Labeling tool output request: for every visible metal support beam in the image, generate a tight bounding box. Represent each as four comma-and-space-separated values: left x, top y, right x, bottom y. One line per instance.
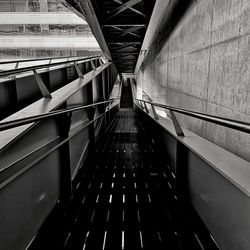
113, 0, 147, 18
108, 41, 141, 45
74, 62, 84, 78
151, 104, 159, 120
99, 58, 103, 65
144, 101, 149, 113
14, 62, 19, 69
77, 0, 112, 61
103, 24, 146, 27
113, 54, 137, 59
90, 60, 96, 70
10, 62, 19, 79
113, 26, 143, 40
33, 70, 52, 98
104, 0, 142, 22
114, 60, 136, 63
112, 52, 138, 55
47, 58, 52, 71
111, 43, 137, 52
139, 100, 143, 109
57, 109, 73, 202
110, 26, 139, 38
169, 110, 184, 137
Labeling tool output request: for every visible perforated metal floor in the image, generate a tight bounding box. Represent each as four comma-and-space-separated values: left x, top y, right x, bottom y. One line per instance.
60, 110, 184, 250
29, 109, 218, 250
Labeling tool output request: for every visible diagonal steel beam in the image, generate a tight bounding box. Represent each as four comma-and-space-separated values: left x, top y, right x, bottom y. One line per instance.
113, 26, 143, 39
112, 48, 139, 53
110, 25, 140, 38
117, 65, 135, 68
113, 54, 137, 59
113, 52, 137, 56
113, 0, 147, 19
110, 43, 137, 52
103, 24, 146, 27
117, 62, 136, 65
104, 0, 142, 22
108, 41, 141, 44
114, 60, 137, 64
112, 52, 138, 54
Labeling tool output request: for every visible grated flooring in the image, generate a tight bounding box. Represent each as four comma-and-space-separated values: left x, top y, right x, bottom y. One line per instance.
63, 110, 185, 250
31, 109, 207, 250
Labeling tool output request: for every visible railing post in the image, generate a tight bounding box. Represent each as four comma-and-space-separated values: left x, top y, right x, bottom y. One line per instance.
47, 58, 52, 71
74, 62, 84, 78
15, 62, 19, 69
33, 69, 52, 98
169, 110, 184, 137
140, 101, 144, 110
57, 110, 73, 203
90, 59, 96, 70
87, 73, 96, 154
151, 104, 159, 120
144, 101, 149, 113
101, 69, 107, 129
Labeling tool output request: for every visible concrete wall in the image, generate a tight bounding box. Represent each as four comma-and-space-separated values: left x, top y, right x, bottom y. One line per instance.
136, 0, 250, 162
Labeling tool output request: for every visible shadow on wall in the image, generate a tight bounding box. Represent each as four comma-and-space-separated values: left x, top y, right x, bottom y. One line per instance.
142, 0, 195, 67
136, 0, 250, 162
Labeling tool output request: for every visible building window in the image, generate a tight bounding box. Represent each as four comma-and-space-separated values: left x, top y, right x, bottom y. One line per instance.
28, 0, 40, 12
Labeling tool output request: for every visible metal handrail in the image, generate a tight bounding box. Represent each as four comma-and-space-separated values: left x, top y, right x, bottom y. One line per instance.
0, 103, 119, 189
0, 55, 93, 65
0, 55, 100, 77
135, 98, 250, 134
0, 98, 119, 132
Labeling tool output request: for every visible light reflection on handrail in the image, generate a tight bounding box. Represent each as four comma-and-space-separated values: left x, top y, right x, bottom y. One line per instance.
135, 98, 250, 134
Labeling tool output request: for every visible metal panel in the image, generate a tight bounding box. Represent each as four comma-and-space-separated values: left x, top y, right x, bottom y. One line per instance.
0, 81, 12, 118
136, 104, 250, 250
0, 118, 58, 171
0, 60, 118, 250
159, 128, 177, 174
49, 67, 68, 91
0, 150, 61, 250
15, 75, 43, 108
69, 128, 89, 178
188, 151, 250, 250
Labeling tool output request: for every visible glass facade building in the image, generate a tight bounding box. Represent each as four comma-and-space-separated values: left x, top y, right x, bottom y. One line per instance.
0, 0, 101, 59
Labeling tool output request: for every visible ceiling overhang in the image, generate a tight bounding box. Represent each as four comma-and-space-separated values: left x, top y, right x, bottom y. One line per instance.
66, 0, 156, 73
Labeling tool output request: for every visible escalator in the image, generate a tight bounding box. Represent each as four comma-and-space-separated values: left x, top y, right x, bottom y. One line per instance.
30, 81, 217, 250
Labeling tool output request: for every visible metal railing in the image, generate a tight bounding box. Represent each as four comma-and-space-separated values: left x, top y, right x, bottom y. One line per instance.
0, 98, 118, 132
0, 55, 101, 77
0, 97, 120, 193
135, 98, 250, 136
0, 55, 89, 65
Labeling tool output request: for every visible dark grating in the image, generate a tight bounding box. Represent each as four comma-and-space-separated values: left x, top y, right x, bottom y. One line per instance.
29, 110, 219, 250
65, 110, 183, 250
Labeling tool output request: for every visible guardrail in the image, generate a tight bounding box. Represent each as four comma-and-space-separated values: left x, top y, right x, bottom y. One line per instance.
0, 98, 118, 132
0, 55, 91, 65
135, 98, 250, 135
0, 55, 101, 77
0, 56, 118, 250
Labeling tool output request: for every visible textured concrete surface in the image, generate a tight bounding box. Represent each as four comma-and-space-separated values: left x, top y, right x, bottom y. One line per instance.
136, 0, 250, 161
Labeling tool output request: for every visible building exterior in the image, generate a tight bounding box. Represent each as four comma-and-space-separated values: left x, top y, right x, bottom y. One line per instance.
0, 0, 101, 59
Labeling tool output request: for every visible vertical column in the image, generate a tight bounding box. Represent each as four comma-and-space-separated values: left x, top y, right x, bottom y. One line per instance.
100, 68, 107, 129
8, 79, 18, 116
107, 66, 111, 124
86, 61, 95, 154
57, 105, 73, 203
